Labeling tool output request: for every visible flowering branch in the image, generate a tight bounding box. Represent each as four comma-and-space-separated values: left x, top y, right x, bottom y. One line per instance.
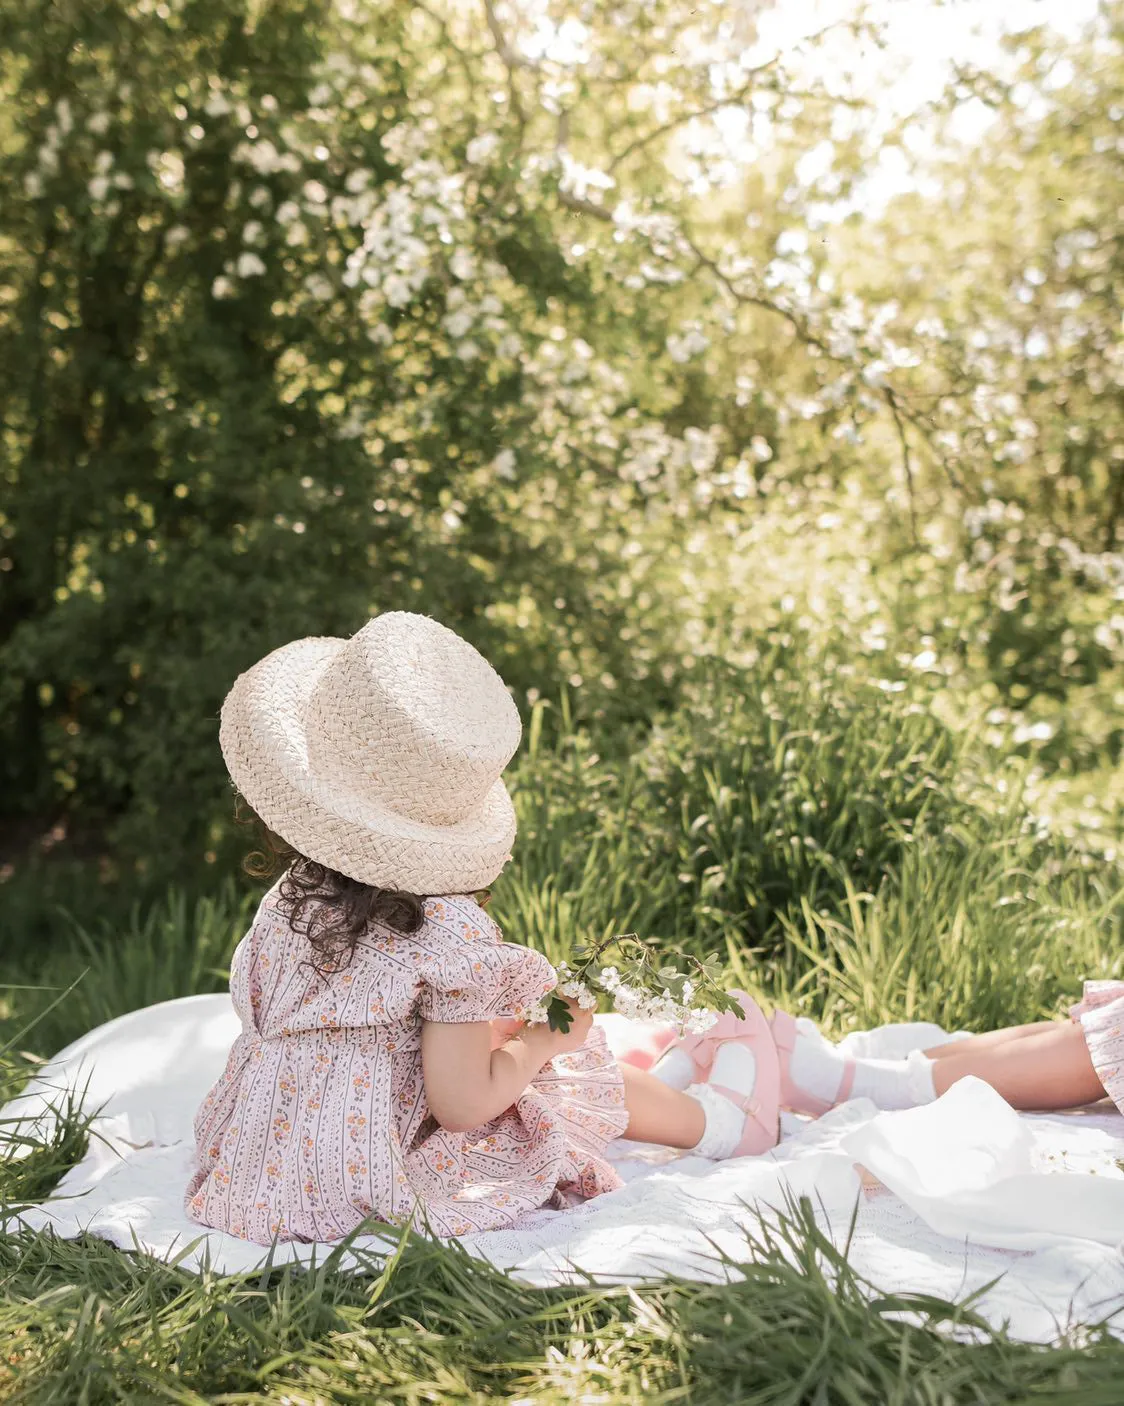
529, 932, 746, 1035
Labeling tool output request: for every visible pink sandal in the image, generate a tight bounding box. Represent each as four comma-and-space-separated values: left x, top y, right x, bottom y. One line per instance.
770, 1010, 855, 1116
675, 991, 782, 1156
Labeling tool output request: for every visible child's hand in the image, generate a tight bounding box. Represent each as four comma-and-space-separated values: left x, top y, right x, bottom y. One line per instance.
526, 996, 594, 1056
490, 1016, 525, 1050
491, 1016, 526, 1040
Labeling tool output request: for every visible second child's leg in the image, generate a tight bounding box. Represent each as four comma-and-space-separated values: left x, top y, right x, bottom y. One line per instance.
924, 1019, 1106, 1110
924, 1022, 1051, 1059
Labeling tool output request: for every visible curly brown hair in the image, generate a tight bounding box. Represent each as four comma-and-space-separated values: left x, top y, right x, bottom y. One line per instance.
234, 791, 431, 978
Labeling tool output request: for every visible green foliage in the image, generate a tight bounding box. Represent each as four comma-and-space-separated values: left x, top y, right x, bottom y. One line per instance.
3, 1170, 1124, 1401
627, 656, 987, 953
0, 879, 254, 1057
0, 0, 687, 872
491, 656, 1029, 976
770, 843, 1124, 1033
2, 1, 1122, 886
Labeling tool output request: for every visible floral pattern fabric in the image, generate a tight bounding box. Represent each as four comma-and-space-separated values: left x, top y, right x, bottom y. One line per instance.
1070, 979, 1124, 1115
184, 882, 629, 1243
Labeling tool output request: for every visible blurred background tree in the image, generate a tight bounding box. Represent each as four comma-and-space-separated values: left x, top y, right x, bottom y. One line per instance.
0, 0, 1120, 906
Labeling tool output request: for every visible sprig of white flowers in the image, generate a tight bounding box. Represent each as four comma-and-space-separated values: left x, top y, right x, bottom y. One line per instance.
524, 933, 744, 1036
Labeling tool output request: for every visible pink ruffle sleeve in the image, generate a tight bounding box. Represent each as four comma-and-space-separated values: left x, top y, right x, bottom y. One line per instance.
416, 896, 557, 1024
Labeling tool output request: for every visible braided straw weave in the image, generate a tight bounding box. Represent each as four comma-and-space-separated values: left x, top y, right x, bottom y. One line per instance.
219, 612, 521, 894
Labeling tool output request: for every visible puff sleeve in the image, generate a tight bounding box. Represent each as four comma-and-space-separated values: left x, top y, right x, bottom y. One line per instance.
416, 896, 557, 1024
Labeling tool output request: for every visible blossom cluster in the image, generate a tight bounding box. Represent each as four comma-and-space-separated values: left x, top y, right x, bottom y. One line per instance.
598, 965, 719, 1033
525, 946, 728, 1037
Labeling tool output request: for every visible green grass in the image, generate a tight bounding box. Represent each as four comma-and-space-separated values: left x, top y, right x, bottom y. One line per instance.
3, 1181, 1124, 1404
3, 664, 1124, 1402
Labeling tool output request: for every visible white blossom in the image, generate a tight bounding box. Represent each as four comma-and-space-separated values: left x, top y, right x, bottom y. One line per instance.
466, 132, 500, 165
667, 326, 710, 363
443, 308, 474, 338
304, 273, 333, 301
450, 247, 476, 281
381, 122, 427, 166
383, 272, 414, 307
558, 979, 598, 1010
236, 251, 266, 277
235, 139, 300, 176
149, 150, 185, 194
1013, 720, 1054, 744
558, 152, 615, 202
527, 955, 721, 1036
492, 449, 517, 481
861, 359, 889, 389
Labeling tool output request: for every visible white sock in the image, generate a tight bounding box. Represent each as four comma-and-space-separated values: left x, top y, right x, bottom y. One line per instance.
710, 1043, 757, 1099
783, 1021, 940, 1110
682, 1043, 760, 1160
787, 1017, 848, 1104
650, 1046, 694, 1091
849, 1050, 936, 1109
686, 1083, 747, 1159
652, 1039, 760, 1095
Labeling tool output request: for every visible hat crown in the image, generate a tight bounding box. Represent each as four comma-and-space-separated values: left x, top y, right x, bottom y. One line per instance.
303, 613, 521, 827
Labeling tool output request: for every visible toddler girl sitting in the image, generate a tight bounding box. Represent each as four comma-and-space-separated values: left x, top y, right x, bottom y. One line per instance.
187, 612, 790, 1244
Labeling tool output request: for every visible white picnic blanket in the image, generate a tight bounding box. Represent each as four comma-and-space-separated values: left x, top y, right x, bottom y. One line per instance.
4, 995, 1124, 1344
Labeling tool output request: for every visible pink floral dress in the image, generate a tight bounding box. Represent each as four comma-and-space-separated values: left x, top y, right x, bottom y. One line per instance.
1070, 980, 1124, 1113
184, 882, 629, 1244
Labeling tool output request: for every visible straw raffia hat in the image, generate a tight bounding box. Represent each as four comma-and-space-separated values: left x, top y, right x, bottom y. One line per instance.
219, 611, 521, 894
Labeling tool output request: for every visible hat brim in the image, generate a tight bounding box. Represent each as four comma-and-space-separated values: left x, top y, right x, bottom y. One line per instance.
219, 636, 517, 894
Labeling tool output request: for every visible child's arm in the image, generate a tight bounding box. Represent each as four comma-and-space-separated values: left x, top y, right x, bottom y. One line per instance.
422, 999, 592, 1134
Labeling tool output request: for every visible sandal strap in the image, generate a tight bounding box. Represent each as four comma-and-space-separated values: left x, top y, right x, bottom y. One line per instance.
708, 1082, 762, 1120
770, 1008, 839, 1118
770, 1008, 797, 1055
